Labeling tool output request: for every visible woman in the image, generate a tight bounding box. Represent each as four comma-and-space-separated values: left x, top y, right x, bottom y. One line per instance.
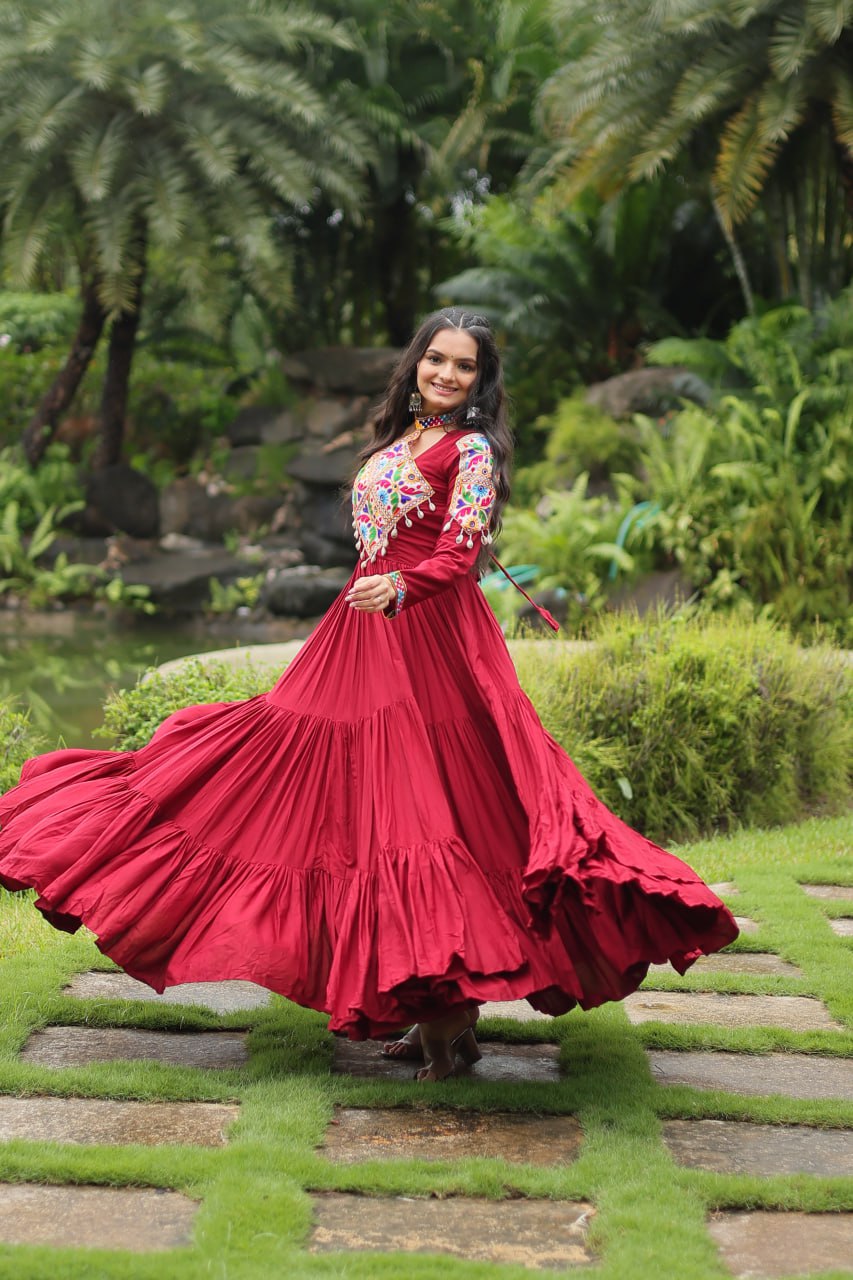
0, 308, 738, 1082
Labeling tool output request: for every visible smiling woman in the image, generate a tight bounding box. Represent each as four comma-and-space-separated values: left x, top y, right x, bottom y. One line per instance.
0, 308, 738, 1084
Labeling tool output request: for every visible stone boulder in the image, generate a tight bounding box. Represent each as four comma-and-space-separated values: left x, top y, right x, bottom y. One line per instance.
261, 565, 353, 618
286, 439, 362, 488
84, 465, 160, 539
120, 548, 269, 613
585, 366, 711, 419
159, 479, 237, 544
282, 347, 400, 395
226, 405, 303, 447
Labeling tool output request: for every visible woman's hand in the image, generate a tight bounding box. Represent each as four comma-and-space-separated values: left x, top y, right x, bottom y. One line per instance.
345, 574, 397, 613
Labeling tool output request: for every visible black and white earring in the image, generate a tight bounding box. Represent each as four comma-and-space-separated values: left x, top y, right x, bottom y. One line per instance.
466, 403, 481, 422
408, 390, 422, 415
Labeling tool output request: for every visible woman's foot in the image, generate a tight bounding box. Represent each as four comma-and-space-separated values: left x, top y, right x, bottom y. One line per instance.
416, 1006, 482, 1083
380, 1025, 423, 1060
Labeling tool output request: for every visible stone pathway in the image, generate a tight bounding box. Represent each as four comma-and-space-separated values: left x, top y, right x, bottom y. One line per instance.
64, 971, 271, 1014
708, 1210, 853, 1280
0, 1096, 239, 1147
333, 1038, 561, 1083
648, 952, 802, 977
623, 991, 841, 1030
647, 1050, 853, 1101
309, 1192, 596, 1268
0, 1184, 198, 1251
20, 1025, 249, 1069
323, 1107, 583, 1165
663, 1118, 853, 1177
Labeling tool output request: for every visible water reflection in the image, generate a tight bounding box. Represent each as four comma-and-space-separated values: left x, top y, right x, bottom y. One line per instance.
0, 615, 285, 750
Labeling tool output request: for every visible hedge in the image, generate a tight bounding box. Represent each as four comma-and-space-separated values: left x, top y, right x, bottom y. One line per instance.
93, 615, 853, 845
0, 699, 43, 795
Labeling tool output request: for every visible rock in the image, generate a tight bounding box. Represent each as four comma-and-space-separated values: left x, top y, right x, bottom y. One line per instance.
229, 495, 283, 533
287, 441, 361, 487
227, 404, 303, 447
801, 883, 853, 901
297, 489, 356, 545
221, 445, 264, 484
299, 529, 357, 568
610, 567, 696, 615
309, 1193, 596, 1268
261, 566, 351, 618
648, 952, 803, 977
585, 365, 712, 418
323, 1108, 584, 1167
120, 547, 269, 612
304, 395, 371, 439
84, 464, 160, 539
159, 478, 236, 542
282, 346, 400, 394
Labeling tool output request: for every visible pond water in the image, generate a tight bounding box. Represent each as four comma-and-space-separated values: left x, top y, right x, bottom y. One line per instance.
0, 612, 311, 750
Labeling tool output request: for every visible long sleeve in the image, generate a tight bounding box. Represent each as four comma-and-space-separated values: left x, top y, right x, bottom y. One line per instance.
384, 432, 496, 617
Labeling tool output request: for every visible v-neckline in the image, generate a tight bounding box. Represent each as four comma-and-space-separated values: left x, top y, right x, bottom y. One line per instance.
403, 429, 456, 466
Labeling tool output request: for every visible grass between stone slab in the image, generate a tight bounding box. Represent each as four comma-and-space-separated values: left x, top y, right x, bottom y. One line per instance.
0, 813, 849, 1280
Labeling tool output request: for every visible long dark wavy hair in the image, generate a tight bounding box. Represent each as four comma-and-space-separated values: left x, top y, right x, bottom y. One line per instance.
361, 307, 512, 575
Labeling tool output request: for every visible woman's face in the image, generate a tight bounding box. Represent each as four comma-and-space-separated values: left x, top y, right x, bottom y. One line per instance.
415, 327, 479, 417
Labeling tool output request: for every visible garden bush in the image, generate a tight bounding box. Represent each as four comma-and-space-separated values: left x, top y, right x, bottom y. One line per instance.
0, 699, 43, 794
100, 618, 851, 843
513, 613, 852, 843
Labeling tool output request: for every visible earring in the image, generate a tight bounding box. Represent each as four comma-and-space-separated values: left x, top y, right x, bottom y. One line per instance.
466, 403, 481, 422
408, 389, 422, 415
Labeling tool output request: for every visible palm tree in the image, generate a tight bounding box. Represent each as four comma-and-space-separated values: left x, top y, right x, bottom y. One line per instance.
0, 0, 370, 465
542, 0, 853, 309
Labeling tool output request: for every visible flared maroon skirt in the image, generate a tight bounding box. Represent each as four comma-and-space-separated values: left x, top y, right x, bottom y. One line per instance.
0, 560, 738, 1038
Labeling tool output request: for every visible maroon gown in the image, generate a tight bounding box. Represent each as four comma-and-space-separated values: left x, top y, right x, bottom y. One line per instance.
0, 426, 738, 1038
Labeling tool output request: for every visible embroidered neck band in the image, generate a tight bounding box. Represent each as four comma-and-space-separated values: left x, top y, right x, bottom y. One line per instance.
414, 410, 461, 433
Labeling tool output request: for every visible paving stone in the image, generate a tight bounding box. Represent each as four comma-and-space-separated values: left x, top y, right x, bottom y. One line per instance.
830, 917, 853, 937
709, 882, 739, 896
334, 1039, 561, 1083
309, 1192, 595, 1268
624, 991, 840, 1031
65, 971, 271, 1014
0, 1096, 239, 1147
20, 1026, 248, 1070
323, 1107, 583, 1165
647, 1051, 853, 1101
733, 916, 759, 935
801, 883, 853, 902
648, 953, 802, 978
663, 1118, 853, 1177
708, 1210, 853, 1279
0, 1184, 198, 1251
479, 1000, 552, 1023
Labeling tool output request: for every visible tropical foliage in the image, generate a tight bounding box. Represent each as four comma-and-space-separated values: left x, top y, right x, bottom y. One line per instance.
542, 0, 853, 306
0, 0, 369, 464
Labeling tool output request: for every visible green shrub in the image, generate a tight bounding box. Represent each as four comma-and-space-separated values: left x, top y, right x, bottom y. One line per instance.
0, 291, 78, 351
513, 613, 852, 843
99, 659, 277, 750
514, 391, 642, 505
0, 699, 43, 794
100, 620, 851, 843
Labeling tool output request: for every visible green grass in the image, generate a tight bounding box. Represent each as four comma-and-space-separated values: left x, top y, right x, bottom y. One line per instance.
0, 814, 851, 1279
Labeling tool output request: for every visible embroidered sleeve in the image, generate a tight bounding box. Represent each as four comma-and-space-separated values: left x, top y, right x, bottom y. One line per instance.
442, 434, 496, 548
383, 570, 407, 619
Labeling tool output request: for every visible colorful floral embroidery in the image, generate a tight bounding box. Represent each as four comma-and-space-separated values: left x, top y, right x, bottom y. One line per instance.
384, 570, 407, 618
351, 437, 436, 563
442, 433, 496, 548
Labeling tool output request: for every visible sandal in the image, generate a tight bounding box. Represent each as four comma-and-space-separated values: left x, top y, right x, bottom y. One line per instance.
380, 1025, 423, 1060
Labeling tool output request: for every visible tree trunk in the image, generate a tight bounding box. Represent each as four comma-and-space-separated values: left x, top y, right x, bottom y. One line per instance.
92, 253, 147, 470
711, 192, 755, 317
22, 279, 106, 466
